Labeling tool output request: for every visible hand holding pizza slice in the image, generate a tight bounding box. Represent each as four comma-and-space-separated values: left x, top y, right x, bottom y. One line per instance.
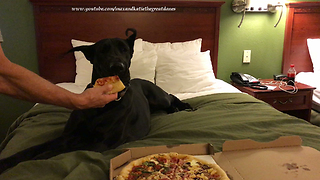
94, 76, 125, 94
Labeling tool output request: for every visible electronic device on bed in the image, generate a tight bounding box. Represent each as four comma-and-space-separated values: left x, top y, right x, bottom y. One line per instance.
231, 72, 268, 90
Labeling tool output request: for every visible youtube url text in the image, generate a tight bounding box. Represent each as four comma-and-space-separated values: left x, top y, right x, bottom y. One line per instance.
71, 6, 176, 13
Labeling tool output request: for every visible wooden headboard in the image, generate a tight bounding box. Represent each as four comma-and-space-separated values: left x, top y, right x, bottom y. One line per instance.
282, 2, 320, 74
29, 0, 225, 84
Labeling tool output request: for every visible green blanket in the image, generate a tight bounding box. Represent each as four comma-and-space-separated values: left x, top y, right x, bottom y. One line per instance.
1, 93, 320, 179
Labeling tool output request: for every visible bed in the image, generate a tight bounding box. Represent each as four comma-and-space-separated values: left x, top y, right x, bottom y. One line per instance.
282, 2, 320, 126
1, 0, 320, 179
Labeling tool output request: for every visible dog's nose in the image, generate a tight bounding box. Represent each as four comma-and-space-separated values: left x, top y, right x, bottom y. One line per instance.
109, 62, 126, 73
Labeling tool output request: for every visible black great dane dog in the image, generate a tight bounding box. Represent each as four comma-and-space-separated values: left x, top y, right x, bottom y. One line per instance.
0, 28, 192, 173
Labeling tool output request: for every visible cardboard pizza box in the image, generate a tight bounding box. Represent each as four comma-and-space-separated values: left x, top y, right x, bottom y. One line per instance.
110, 143, 214, 179
110, 136, 320, 179
213, 136, 320, 180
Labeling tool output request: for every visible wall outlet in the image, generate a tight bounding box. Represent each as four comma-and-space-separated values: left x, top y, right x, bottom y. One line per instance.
243, 50, 251, 63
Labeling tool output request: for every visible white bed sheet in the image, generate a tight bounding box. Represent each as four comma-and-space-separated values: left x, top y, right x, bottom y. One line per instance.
175, 79, 241, 100
56, 79, 241, 101
296, 72, 320, 111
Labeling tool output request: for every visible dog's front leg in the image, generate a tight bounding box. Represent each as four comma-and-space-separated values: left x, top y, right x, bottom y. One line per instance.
132, 79, 193, 113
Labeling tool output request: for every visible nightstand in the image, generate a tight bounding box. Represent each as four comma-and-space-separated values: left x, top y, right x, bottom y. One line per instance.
232, 79, 315, 121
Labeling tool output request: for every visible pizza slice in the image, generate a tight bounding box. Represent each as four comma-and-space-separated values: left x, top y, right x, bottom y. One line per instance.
93, 75, 125, 94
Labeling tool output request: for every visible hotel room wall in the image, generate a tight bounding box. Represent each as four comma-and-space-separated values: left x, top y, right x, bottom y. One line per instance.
0, 0, 37, 142
0, 0, 319, 141
218, 0, 320, 81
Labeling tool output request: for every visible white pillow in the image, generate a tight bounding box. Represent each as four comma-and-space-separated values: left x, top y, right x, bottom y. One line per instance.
71, 38, 157, 85
130, 38, 158, 83
71, 39, 94, 85
142, 38, 202, 52
129, 48, 157, 82
155, 50, 215, 95
307, 38, 320, 73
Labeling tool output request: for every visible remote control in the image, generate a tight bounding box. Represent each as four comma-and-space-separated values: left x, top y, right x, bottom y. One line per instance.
0, 30, 3, 43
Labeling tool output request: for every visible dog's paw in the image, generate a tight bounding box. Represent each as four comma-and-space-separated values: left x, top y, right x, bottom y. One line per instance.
165, 106, 179, 114
166, 102, 194, 114
178, 102, 193, 111
165, 103, 193, 114
165, 95, 194, 113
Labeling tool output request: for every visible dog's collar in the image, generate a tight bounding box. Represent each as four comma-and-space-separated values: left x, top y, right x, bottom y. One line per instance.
115, 84, 130, 101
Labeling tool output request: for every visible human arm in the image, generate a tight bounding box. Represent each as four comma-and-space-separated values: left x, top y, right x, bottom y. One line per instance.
0, 45, 118, 109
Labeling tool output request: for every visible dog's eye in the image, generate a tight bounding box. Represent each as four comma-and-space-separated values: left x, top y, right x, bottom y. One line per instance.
120, 47, 128, 53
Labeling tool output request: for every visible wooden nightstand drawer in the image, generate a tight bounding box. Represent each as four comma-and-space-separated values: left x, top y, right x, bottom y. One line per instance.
232, 79, 315, 121
258, 91, 310, 111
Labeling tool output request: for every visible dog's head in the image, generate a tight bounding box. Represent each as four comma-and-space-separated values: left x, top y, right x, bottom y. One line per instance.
69, 28, 136, 86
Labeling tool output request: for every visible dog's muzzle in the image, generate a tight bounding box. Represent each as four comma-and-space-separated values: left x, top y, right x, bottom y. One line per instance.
109, 62, 126, 74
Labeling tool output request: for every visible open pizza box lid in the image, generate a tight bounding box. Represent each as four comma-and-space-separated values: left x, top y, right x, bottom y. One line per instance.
213, 135, 320, 180
110, 143, 214, 179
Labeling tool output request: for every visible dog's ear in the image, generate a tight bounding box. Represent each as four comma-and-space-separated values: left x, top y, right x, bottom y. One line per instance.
67, 45, 95, 63
125, 28, 137, 55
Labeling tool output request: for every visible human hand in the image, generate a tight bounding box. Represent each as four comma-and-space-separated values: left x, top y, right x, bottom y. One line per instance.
74, 84, 118, 109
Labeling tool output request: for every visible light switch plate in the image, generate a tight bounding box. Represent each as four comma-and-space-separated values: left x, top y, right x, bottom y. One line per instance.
243, 50, 251, 63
